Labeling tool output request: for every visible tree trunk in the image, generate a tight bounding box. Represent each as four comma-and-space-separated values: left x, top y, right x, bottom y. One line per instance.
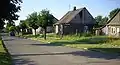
43, 28, 46, 40
34, 29, 36, 37
17, 31, 19, 35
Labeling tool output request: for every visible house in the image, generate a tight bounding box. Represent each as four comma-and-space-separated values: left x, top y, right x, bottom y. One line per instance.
101, 9, 120, 37
55, 7, 96, 35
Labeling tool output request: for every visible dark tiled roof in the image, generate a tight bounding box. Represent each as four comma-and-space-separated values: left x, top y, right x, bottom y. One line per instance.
56, 8, 84, 24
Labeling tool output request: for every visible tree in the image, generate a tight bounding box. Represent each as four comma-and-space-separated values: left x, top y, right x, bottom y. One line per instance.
38, 9, 54, 40
98, 16, 108, 26
109, 8, 120, 18
0, 0, 22, 30
19, 20, 27, 35
95, 15, 108, 28
95, 15, 103, 27
0, 20, 5, 30
9, 26, 16, 32
6, 21, 15, 32
15, 25, 21, 35
27, 12, 39, 36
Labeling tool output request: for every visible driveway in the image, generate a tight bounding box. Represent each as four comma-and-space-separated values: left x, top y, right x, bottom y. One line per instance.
2, 35, 120, 65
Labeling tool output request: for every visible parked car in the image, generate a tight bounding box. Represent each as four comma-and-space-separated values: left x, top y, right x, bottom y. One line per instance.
10, 31, 15, 36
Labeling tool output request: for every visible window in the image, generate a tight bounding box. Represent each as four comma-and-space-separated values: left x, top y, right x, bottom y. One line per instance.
84, 26, 88, 33
111, 27, 116, 34
117, 28, 120, 33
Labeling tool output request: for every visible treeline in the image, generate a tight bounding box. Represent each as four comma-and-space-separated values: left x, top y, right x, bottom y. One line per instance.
6, 9, 56, 40
94, 8, 120, 28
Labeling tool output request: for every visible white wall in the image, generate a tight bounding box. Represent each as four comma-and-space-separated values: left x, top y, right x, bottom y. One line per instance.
32, 29, 35, 35
102, 26, 108, 35
55, 25, 59, 34
32, 27, 42, 35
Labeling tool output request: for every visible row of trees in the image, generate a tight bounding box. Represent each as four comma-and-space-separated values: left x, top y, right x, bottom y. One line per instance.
94, 8, 120, 28
18, 9, 55, 40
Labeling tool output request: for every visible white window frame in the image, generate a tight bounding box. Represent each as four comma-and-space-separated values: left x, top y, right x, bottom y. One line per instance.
117, 28, 120, 33
111, 27, 116, 34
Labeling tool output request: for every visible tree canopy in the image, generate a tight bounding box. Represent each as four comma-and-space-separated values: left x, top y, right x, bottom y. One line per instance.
27, 12, 39, 35
0, 21, 5, 29
15, 25, 21, 34
9, 26, 16, 32
18, 9, 55, 38
38, 9, 54, 28
37, 9, 54, 39
95, 15, 108, 28
0, 0, 22, 21
109, 8, 120, 18
19, 20, 28, 35
0, 0, 22, 29
19, 20, 28, 30
94, 8, 120, 28
6, 21, 15, 32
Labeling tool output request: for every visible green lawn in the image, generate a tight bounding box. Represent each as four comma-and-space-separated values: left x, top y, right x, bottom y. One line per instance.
21, 33, 120, 54
0, 38, 12, 65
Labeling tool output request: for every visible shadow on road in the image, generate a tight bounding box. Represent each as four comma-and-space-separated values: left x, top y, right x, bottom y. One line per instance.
3, 38, 15, 41
12, 50, 120, 60
12, 57, 37, 65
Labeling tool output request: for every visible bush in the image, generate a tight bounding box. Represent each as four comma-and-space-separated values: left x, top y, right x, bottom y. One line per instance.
9, 26, 16, 32
77, 32, 93, 37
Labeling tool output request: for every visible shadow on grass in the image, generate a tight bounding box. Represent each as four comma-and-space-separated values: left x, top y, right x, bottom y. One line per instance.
31, 37, 120, 46
23, 34, 42, 38
12, 49, 120, 60
88, 48, 120, 54
0, 52, 12, 65
74, 37, 108, 44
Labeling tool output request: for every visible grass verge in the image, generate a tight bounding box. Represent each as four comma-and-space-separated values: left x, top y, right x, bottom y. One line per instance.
0, 37, 12, 65
20, 33, 120, 54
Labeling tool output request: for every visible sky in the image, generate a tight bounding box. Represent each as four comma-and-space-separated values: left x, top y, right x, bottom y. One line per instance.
15, 0, 120, 25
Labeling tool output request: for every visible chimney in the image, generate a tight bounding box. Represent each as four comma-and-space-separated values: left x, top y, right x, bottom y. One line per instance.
73, 6, 76, 11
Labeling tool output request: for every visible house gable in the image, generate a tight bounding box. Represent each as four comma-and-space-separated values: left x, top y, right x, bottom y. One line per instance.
84, 8, 95, 24
101, 9, 120, 37
68, 8, 95, 24
56, 7, 95, 24
108, 11, 120, 25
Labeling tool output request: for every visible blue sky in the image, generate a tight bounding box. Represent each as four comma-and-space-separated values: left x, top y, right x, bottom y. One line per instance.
15, 0, 120, 25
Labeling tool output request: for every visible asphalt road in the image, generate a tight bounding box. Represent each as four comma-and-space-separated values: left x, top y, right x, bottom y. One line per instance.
2, 34, 120, 65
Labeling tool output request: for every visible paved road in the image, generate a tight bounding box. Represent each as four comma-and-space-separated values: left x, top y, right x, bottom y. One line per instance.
2, 35, 120, 65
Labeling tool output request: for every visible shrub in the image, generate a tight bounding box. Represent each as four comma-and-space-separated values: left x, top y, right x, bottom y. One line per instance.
9, 26, 16, 32
79, 32, 93, 37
